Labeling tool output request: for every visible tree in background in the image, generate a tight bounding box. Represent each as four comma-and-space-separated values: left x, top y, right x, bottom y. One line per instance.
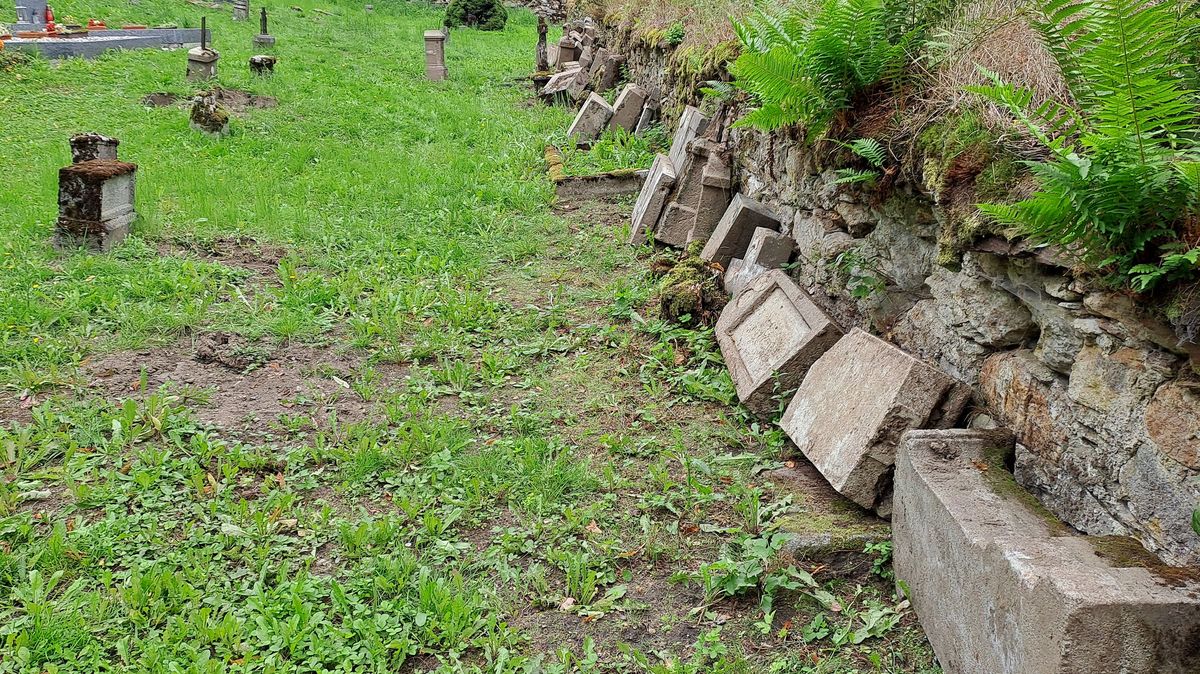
444, 0, 508, 31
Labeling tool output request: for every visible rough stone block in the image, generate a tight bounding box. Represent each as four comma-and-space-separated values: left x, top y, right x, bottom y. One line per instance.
609, 84, 646, 133
70, 133, 119, 163
894, 429, 1200, 674
186, 47, 219, 81
424, 30, 448, 81
629, 154, 676, 244
593, 52, 623, 92
56, 159, 137, 252
668, 106, 708, 170
540, 66, 583, 103
701, 194, 782, 269
566, 92, 614, 145
717, 270, 843, 415
654, 138, 728, 247
744, 227, 793, 268
780, 328, 969, 510
249, 54, 276, 75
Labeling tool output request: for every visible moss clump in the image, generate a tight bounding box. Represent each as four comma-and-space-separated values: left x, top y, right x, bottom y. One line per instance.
443, 0, 507, 31
979, 444, 1074, 536
654, 243, 725, 324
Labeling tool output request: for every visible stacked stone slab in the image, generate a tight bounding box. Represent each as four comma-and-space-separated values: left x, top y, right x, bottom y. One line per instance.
724, 227, 794, 296
779, 328, 969, 512
701, 194, 781, 269
716, 270, 843, 415
668, 106, 708, 170
69, 133, 119, 163
566, 93, 614, 145
609, 84, 646, 133
629, 154, 676, 244
56, 157, 137, 252
894, 429, 1200, 674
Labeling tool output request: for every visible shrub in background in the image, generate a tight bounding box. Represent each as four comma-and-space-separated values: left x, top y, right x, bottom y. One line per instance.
969, 0, 1200, 291
444, 0, 507, 31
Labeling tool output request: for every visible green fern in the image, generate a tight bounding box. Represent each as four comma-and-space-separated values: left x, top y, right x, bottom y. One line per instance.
968, 0, 1200, 290
834, 138, 888, 184
729, 0, 914, 139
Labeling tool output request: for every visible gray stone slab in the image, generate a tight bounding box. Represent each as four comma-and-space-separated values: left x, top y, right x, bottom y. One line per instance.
744, 227, 792, 268
700, 194, 782, 269
6, 28, 206, 59
609, 83, 646, 133
780, 328, 968, 510
629, 154, 675, 245
723, 257, 767, 296
668, 105, 708, 171
687, 153, 732, 245
894, 429, 1200, 674
541, 66, 583, 102
634, 105, 658, 135
717, 270, 843, 416
566, 92, 614, 145
653, 138, 727, 248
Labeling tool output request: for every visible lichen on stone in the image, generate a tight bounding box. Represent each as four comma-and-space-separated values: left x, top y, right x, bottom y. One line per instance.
654, 242, 726, 324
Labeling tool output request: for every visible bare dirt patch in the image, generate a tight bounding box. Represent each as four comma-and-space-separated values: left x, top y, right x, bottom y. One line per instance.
84, 333, 407, 445
158, 235, 287, 280
141, 88, 278, 112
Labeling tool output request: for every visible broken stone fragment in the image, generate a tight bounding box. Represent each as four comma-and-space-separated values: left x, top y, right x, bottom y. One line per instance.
701, 194, 782, 269
249, 54, 276, 75
56, 159, 137, 252
668, 105, 708, 171
608, 83, 646, 133
69, 133, 120, 163
190, 92, 231, 138
716, 270, 843, 416
629, 154, 676, 245
893, 428, 1200, 674
566, 92, 613, 145
779, 328, 969, 511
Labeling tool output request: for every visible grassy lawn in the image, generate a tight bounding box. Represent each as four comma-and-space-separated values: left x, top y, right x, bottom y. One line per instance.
0, 1, 937, 672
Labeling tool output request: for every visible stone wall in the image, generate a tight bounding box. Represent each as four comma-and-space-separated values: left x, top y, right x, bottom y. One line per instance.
606, 31, 1200, 567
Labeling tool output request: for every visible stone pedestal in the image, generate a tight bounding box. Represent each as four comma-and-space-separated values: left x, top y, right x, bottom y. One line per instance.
424, 30, 447, 81
186, 47, 219, 81
894, 429, 1200, 674
253, 33, 275, 48
56, 160, 137, 252
249, 54, 276, 75
69, 133, 120, 163
232, 0, 249, 21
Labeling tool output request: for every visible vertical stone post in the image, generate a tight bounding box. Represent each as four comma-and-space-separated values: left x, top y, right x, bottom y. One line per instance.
69, 133, 120, 163
253, 8, 275, 47
424, 30, 447, 81
535, 17, 549, 72
232, 0, 248, 21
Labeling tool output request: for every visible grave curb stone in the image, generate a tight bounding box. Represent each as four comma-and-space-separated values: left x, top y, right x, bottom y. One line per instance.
716, 269, 843, 415
894, 428, 1200, 674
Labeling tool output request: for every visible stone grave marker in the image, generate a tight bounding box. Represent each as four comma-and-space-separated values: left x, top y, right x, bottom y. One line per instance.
668, 106, 708, 170
608, 83, 646, 133
233, 0, 248, 21
655, 138, 731, 247
535, 17, 549, 72
634, 105, 658, 134
249, 54, 276, 75
716, 269, 843, 415
556, 35, 578, 66
894, 429, 1200, 674
779, 328, 969, 511
69, 133, 119, 163
186, 17, 219, 81
424, 30, 447, 81
701, 194, 781, 269
629, 154, 676, 244
56, 159, 137, 252
566, 92, 613, 145
540, 66, 583, 104
253, 8, 275, 47
724, 227, 794, 296
593, 51, 623, 92
190, 91, 231, 137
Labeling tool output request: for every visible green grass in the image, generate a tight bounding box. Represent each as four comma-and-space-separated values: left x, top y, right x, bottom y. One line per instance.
0, 1, 938, 671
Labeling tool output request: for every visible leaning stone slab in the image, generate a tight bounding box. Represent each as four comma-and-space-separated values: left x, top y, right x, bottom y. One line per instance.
716, 270, 843, 415
723, 228, 794, 295
609, 84, 647, 133
629, 154, 676, 244
567, 92, 614, 145
540, 66, 583, 103
668, 106, 709, 171
687, 153, 733, 245
701, 194, 782, 269
894, 429, 1200, 674
655, 138, 728, 247
780, 328, 968, 510
56, 159, 137, 252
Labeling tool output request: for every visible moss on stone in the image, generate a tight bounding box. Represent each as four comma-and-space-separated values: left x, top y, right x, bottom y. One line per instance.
1088, 535, 1200, 584
979, 444, 1075, 536
655, 243, 725, 324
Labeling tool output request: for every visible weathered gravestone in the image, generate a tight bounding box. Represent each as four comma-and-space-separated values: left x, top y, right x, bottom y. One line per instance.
634, 105, 658, 135
629, 154, 675, 244
724, 227, 794, 296
190, 91, 231, 137
56, 159, 137, 252
424, 30, 447, 81
609, 83, 646, 133
566, 92, 613, 145
716, 270, 843, 415
535, 16, 549, 72
668, 105, 708, 170
540, 66, 584, 104
69, 133, 119, 163
556, 35, 579, 66
701, 194, 781, 269
894, 429, 1200, 674
232, 0, 248, 21
186, 18, 219, 81
592, 51, 623, 92
655, 138, 731, 247
253, 8, 275, 47
249, 54, 276, 75
779, 328, 969, 511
